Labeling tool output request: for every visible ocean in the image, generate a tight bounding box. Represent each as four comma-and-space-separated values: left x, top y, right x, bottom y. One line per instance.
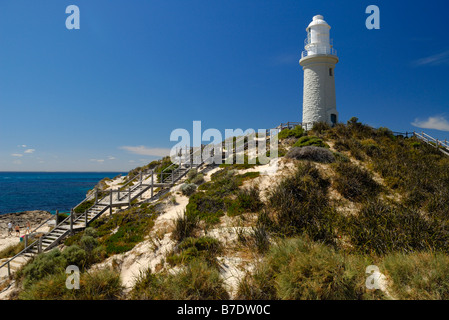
0, 172, 126, 215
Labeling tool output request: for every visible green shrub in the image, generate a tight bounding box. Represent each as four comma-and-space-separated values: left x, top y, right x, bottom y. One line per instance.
262, 162, 337, 243
78, 235, 103, 265
131, 259, 229, 300
62, 245, 87, 268
361, 140, 381, 157
345, 117, 378, 139
187, 168, 198, 180
220, 154, 261, 169
410, 141, 421, 149
237, 238, 370, 300
167, 237, 222, 267
92, 246, 107, 262
236, 171, 260, 182
332, 161, 380, 201
293, 136, 329, 148
0, 242, 25, 259
80, 236, 99, 252
74, 199, 95, 214
186, 192, 225, 225
83, 227, 98, 238
251, 225, 270, 254
191, 174, 205, 185
278, 125, 305, 140
181, 183, 197, 196
333, 152, 350, 163
236, 263, 277, 300
311, 122, 331, 134
349, 145, 365, 161
19, 272, 70, 300
377, 127, 394, 137
79, 269, 123, 300
382, 251, 449, 299
104, 228, 141, 255
333, 138, 351, 152
227, 186, 263, 217
286, 146, 335, 163
90, 206, 155, 256
22, 249, 67, 288
237, 186, 263, 212
368, 134, 449, 216
343, 199, 449, 255
270, 239, 363, 299
226, 201, 244, 217
19, 269, 123, 300
56, 213, 69, 224
171, 213, 199, 242
101, 210, 156, 255
155, 157, 176, 182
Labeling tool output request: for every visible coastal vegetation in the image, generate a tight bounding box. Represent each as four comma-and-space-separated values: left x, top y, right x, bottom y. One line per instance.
6, 118, 449, 300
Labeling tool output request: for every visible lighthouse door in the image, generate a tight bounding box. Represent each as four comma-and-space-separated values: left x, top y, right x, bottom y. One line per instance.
331, 114, 337, 126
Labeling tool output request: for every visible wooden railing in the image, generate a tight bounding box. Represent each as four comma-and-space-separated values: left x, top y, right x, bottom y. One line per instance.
414, 131, 449, 156
0, 129, 278, 279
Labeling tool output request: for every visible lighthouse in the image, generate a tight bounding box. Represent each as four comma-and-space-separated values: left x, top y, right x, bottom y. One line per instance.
300, 15, 339, 128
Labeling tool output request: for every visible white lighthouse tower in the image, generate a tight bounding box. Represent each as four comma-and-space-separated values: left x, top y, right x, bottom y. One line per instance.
300, 15, 339, 128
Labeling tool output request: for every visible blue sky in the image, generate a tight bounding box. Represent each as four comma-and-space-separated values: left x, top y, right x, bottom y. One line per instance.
1, 0, 448, 171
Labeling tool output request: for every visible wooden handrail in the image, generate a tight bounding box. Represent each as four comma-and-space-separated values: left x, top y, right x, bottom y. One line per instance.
30, 215, 55, 234
0, 143, 212, 277
413, 131, 449, 155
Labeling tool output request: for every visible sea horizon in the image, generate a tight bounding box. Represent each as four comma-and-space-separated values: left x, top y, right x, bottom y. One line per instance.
0, 171, 129, 173
0, 171, 126, 215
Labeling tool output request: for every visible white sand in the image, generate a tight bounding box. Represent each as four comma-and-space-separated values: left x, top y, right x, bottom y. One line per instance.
96, 158, 296, 295
0, 232, 21, 253
1, 155, 298, 299
0, 223, 52, 253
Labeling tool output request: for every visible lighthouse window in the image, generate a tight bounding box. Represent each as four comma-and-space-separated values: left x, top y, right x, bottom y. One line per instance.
329, 68, 333, 76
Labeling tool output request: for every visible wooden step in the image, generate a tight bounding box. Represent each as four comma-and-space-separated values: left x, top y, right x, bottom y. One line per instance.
45, 235, 60, 241
0, 164, 195, 278
48, 231, 65, 236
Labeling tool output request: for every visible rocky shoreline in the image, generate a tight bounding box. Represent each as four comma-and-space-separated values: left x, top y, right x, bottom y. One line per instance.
0, 211, 53, 232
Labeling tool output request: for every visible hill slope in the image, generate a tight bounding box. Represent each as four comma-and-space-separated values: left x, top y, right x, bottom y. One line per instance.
5, 119, 449, 300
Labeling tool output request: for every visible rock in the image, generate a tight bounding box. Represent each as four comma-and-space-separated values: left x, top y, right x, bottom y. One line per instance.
0, 211, 53, 230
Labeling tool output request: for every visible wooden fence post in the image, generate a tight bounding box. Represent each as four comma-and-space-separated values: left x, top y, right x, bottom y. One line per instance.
110, 191, 113, 216
151, 171, 154, 198
95, 188, 98, 205
55, 209, 59, 225
128, 188, 131, 207
85, 210, 88, 227
38, 237, 42, 253
70, 209, 73, 234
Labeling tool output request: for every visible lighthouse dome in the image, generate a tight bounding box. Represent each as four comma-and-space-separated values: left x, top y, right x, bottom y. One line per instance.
306, 15, 331, 31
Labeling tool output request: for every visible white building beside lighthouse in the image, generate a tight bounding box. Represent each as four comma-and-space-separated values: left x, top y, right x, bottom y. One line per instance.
300, 15, 339, 128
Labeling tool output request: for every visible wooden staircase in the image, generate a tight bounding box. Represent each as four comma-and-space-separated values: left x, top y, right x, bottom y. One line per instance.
0, 149, 203, 280
0, 132, 273, 281
414, 131, 449, 156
